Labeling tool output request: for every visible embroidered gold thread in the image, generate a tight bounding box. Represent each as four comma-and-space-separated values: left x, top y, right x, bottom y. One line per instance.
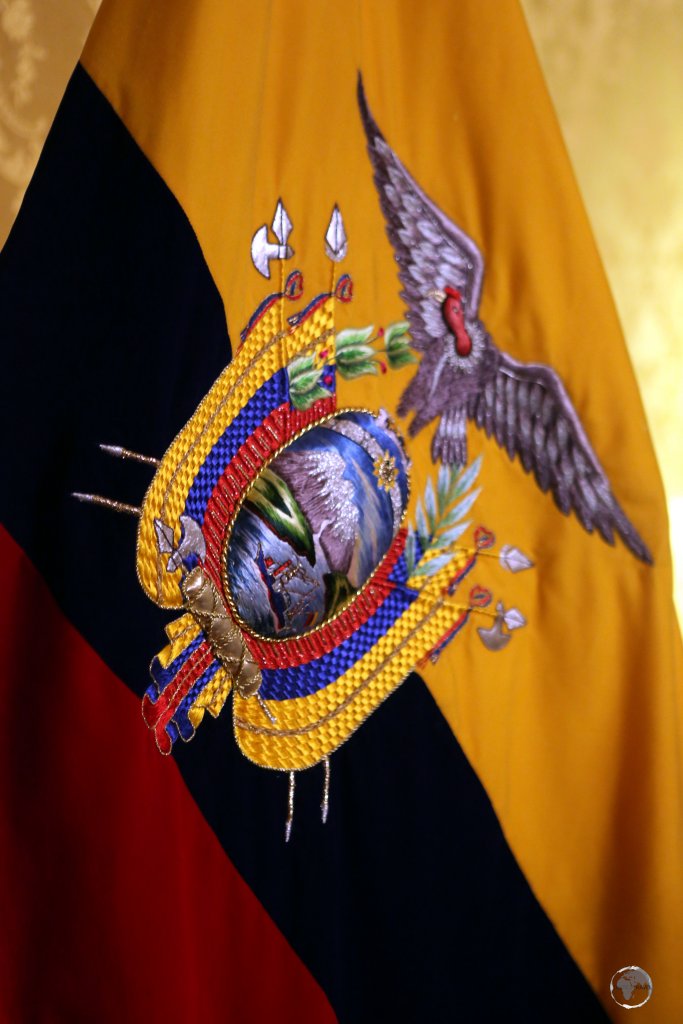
154, 613, 201, 670
72, 492, 141, 516
285, 771, 295, 842
138, 300, 288, 604
137, 299, 338, 607
233, 594, 448, 739
321, 755, 330, 824
99, 444, 160, 467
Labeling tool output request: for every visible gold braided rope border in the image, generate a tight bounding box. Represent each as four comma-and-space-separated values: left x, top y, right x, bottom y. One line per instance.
154, 613, 201, 669
187, 666, 233, 730
137, 301, 284, 606
136, 295, 336, 608
232, 554, 472, 771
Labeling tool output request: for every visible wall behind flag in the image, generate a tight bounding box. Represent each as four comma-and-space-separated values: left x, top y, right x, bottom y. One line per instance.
520, 0, 683, 621
0, 0, 100, 218
1, 0, 681, 620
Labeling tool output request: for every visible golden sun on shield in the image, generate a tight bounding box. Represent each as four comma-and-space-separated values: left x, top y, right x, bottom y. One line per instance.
373, 451, 399, 492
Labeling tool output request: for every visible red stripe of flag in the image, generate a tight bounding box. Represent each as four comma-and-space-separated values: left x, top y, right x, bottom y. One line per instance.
0, 525, 337, 1024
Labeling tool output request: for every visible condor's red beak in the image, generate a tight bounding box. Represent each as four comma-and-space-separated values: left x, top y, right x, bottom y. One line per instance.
442, 287, 472, 357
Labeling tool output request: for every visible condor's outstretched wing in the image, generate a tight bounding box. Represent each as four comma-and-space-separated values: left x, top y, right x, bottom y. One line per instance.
358, 75, 651, 566
469, 353, 653, 563
357, 75, 484, 349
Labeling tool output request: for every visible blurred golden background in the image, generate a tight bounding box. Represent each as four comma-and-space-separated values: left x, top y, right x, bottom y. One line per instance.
1, 0, 680, 617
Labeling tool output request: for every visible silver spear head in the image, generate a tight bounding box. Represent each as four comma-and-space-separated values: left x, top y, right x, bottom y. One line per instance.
272, 199, 293, 246
325, 205, 348, 262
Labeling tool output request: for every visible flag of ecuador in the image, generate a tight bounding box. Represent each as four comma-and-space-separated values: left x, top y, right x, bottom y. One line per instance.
2, 1, 681, 1021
